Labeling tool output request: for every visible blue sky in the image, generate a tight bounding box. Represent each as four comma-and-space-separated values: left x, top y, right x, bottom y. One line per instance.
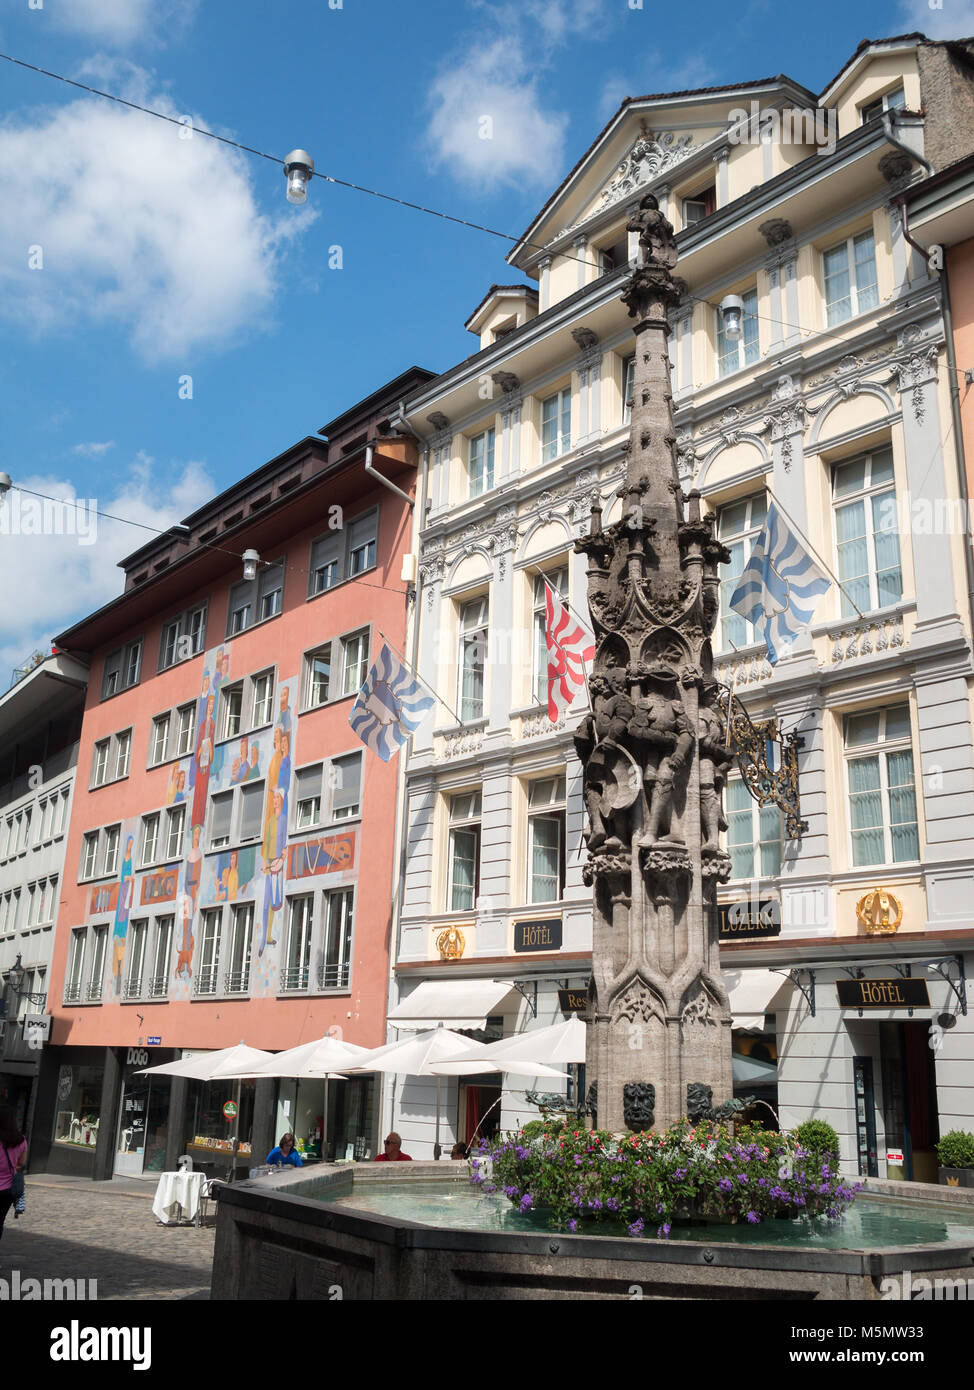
0, 0, 968, 675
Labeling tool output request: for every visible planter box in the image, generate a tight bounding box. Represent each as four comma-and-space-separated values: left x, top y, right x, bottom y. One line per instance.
938, 1167, 974, 1189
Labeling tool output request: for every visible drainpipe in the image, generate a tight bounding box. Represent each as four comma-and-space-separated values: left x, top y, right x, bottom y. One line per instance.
364, 442, 413, 507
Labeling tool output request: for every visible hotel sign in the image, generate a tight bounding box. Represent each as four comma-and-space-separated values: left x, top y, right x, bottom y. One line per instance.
513, 918, 562, 952
836, 978, 930, 1009
718, 899, 781, 940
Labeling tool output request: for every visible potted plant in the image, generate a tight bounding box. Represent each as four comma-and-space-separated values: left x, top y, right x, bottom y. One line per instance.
937, 1130, 974, 1187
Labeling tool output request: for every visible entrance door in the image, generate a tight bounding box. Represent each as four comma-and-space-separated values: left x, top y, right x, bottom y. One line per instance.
115, 1078, 149, 1176
458, 1078, 502, 1149
879, 1022, 939, 1182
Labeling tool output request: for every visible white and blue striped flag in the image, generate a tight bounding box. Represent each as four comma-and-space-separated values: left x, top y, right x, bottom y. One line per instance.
349, 643, 436, 761
728, 503, 831, 666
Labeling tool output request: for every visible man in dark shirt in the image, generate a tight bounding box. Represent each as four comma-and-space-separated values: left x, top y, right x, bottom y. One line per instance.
374, 1132, 412, 1162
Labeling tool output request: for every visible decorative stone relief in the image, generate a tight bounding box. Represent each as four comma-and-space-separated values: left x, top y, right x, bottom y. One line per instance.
827, 614, 905, 664
598, 127, 695, 212
441, 729, 484, 759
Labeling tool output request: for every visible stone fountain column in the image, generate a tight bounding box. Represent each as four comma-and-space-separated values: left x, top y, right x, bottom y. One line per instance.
576, 194, 734, 1134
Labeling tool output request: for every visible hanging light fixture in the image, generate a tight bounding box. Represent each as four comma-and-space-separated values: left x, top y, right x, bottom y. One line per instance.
242, 549, 260, 581
719, 294, 744, 341
283, 149, 314, 205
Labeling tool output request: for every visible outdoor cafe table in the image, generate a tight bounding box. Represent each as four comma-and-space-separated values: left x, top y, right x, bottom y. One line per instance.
152, 1170, 205, 1225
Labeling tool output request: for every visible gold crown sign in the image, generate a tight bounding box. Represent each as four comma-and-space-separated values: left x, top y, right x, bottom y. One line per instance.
436, 926, 466, 960
856, 887, 903, 935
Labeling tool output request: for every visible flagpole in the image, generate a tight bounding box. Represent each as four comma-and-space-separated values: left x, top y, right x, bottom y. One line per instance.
527, 564, 594, 713
768, 495, 866, 621
376, 628, 466, 727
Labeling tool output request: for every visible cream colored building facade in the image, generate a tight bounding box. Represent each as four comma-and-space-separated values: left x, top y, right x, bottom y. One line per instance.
388, 34, 974, 1177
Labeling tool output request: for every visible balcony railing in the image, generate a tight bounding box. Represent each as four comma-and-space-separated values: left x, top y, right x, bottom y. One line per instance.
195, 966, 219, 996
146, 974, 168, 999
124, 978, 143, 1000
64, 982, 83, 1004
280, 965, 309, 991
85, 980, 103, 1002
318, 962, 350, 991
224, 968, 250, 995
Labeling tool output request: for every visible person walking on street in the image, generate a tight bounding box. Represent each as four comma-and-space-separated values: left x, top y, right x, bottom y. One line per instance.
0, 1106, 27, 1243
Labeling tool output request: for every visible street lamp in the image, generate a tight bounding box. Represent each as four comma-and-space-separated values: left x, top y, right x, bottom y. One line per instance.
1, 954, 47, 1009
283, 150, 314, 205
719, 294, 744, 341
242, 549, 260, 581
0, 471, 11, 498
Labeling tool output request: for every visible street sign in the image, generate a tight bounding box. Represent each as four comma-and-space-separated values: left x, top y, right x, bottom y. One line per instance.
147, 1035, 161, 1046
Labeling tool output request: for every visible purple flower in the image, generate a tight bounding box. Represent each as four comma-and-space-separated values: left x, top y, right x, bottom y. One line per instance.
606, 1198, 620, 1212
483, 1183, 497, 1195
718, 1178, 733, 1193
574, 1155, 583, 1166
673, 1168, 687, 1181
519, 1193, 533, 1212
588, 1198, 603, 1211
503, 1186, 518, 1199
757, 1178, 767, 1187
736, 1173, 748, 1185
746, 1211, 760, 1224
627, 1218, 645, 1238
470, 1173, 484, 1186
568, 1219, 578, 1232
656, 1223, 671, 1238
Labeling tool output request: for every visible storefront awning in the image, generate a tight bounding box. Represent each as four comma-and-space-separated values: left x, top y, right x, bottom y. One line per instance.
388, 979, 518, 1030
726, 969, 786, 1032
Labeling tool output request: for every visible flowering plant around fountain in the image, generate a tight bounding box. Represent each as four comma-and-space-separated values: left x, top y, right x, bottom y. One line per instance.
470, 1120, 862, 1238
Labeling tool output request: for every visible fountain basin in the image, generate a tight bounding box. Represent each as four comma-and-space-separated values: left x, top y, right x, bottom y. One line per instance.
210, 1162, 974, 1300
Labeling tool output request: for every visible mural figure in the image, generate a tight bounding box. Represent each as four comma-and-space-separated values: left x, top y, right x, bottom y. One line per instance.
259, 788, 287, 955
277, 731, 292, 794
277, 686, 292, 736
231, 736, 260, 784
174, 896, 195, 980
191, 694, 216, 830
110, 836, 135, 995
166, 766, 186, 806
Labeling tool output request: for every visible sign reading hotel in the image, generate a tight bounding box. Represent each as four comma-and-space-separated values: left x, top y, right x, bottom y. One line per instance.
718, 899, 781, 940
513, 918, 562, 952
836, 978, 930, 1009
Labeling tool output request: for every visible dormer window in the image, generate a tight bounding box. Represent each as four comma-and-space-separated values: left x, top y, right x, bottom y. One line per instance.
860, 87, 905, 124
492, 317, 518, 343
598, 236, 629, 275
683, 185, 716, 225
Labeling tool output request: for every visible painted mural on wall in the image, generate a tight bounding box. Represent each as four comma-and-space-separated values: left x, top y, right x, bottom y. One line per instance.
84, 639, 357, 1002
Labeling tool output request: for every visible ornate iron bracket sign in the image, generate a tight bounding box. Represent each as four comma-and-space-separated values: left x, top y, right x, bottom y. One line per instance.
716, 685, 808, 839
778, 967, 816, 1017
510, 979, 538, 1018
927, 955, 968, 1017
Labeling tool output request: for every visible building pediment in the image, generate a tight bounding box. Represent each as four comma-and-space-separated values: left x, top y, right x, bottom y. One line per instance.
596, 126, 696, 215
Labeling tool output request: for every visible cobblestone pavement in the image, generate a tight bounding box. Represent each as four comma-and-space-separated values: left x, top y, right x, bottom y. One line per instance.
0, 1176, 215, 1300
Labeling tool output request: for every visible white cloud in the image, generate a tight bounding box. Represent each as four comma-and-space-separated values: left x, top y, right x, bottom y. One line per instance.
48, 0, 199, 47
73, 441, 115, 458
897, 0, 974, 38
0, 70, 312, 361
0, 454, 215, 676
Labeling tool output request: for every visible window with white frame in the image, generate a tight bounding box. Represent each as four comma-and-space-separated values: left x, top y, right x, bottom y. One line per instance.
125, 920, 148, 999
87, 926, 108, 1001
148, 916, 173, 998
227, 582, 252, 635
103, 824, 121, 877
449, 791, 482, 912
175, 703, 195, 757
725, 778, 783, 879
331, 752, 362, 820
532, 569, 569, 704
252, 670, 275, 727
196, 908, 222, 995
309, 535, 341, 595
823, 230, 878, 326
468, 428, 495, 498
683, 184, 716, 224
305, 645, 331, 708
226, 561, 284, 637
225, 903, 253, 994
239, 781, 264, 842
844, 704, 919, 867
221, 683, 243, 740
102, 640, 142, 699
40, 796, 54, 843
81, 831, 99, 880
860, 87, 905, 123
165, 805, 185, 861
53, 788, 69, 837
295, 764, 322, 828
92, 739, 110, 787
209, 792, 233, 850
527, 776, 566, 903
114, 730, 131, 780
140, 813, 160, 867
150, 714, 170, 766
17, 967, 45, 1022
309, 510, 378, 595
258, 564, 284, 622
282, 895, 313, 990
0, 817, 11, 860
541, 388, 571, 463
717, 287, 759, 377
341, 632, 369, 697
321, 887, 353, 989
622, 354, 635, 424
93, 731, 131, 787
832, 447, 902, 618
347, 512, 377, 576
65, 928, 87, 1003
159, 603, 206, 670
458, 597, 488, 723
18, 808, 31, 852
717, 493, 768, 650
0, 893, 10, 933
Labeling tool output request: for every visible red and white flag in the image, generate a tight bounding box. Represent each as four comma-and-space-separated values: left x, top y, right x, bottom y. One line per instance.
544, 582, 596, 722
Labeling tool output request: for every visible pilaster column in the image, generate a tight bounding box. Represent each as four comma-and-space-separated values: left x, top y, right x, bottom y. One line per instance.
539, 255, 553, 312
712, 144, 730, 207
415, 551, 445, 753
574, 234, 589, 291
572, 328, 601, 445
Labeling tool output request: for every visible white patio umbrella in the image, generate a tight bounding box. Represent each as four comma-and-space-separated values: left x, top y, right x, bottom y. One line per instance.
240, 1035, 372, 1162
474, 1014, 588, 1066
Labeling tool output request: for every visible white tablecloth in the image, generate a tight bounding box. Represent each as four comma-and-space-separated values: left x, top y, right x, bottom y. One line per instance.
152, 1171, 205, 1225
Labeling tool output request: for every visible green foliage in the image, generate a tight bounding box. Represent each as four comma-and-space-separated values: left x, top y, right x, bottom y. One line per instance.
936, 1130, 974, 1168
792, 1119, 840, 1161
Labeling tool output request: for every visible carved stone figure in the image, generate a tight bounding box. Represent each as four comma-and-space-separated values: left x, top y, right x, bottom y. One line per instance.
574, 671, 637, 851
627, 193, 678, 275
628, 665, 694, 844
623, 1081, 656, 1133
697, 685, 733, 851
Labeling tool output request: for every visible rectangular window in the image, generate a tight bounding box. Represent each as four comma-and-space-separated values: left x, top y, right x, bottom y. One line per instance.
87, 926, 108, 1001
187, 604, 206, 655
148, 916, 174, 998
226, 903, 253, 994
103, 825, 121, 877
258, 562, 284, 621
310, 534, 341, 594
81, 831, 99, 880
824, 230, 878, 326
227, 582, 252, 636
102, 640, 142, 699
306, 645, 331, 708
347, 512, 377, 576
458, 598, 488, 722
717, 287, 759, 377
833, 446, 902, 617
331, 752, 362, 820
40, 797, 53, 843
252, 670, 275, 728
140, 813, 159, 867
125, 920, 148, 999
227, 563, 283, 636
0, 818, 10, 860
527, 776, 567, 903
209, 792, 233, 850
114, 730, 131, 780
449, 792, 482, 912
222, 684, 243, 741
541, 389, 572, 463
532, 569, 569, 703
725, 778, 783, 879
860, 87, 905, 123
239, 781, 264, 841
175, 704, 195, 757
197, 908, 222, 995
160, 619, 179, 670
598, 235, 628, 274
717, 493, 769, 650
282, 896, 313, 990
165, 805, 185, 861
622, 354, 635, 425
342, 632, 369, 696
321, 888, 353, 989
92, 740, 110, 787
150, 714, 170, 766
469, 428, 495, 498
54, 789, 69, 837
65, 928, 87, 1003
295, 764, 322, 828
845, 704, 919, 866
683, 185, 716, 224
18, 809, 31, 852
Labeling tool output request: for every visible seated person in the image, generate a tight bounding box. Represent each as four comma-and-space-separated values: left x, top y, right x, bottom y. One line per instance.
450, 1141, 467, 1160
374, 1132, 413, 1162
265, 1132, 303, 1167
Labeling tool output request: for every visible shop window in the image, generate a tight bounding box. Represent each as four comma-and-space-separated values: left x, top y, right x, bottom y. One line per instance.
449, 792, 482, 912
833, 446, 902, 617
844, 704, 919, 866
53, 1063, 103, 1148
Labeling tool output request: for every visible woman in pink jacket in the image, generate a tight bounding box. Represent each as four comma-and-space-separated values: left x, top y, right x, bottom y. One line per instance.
0, 1106, 27, 1242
